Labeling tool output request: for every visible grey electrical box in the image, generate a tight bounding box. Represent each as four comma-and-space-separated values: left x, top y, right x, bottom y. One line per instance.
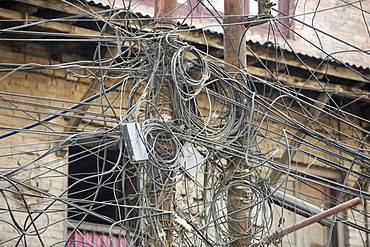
122, 123, 148, 162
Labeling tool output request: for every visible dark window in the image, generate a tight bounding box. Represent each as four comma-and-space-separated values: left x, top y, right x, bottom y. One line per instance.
68, 143, 138, 230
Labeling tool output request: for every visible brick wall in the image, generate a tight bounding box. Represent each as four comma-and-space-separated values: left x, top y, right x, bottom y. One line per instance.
289, 0, 370, 67
0, 41, 91, 246
238, 0, 370, 68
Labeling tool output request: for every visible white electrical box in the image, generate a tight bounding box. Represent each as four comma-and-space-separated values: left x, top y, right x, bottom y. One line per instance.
122, 123, 148, 162
180, 142, 205, 179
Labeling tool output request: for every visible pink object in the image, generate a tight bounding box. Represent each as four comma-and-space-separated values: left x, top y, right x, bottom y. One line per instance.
67, 228, 128, 247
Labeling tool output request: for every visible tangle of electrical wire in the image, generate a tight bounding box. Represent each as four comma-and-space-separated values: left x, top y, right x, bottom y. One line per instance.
0, 0, 370, 246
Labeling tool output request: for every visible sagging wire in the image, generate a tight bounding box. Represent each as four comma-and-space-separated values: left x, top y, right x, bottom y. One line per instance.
0, 0, 370, 246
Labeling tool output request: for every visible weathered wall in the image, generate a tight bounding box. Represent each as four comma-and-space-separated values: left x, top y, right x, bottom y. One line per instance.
239, 0, 370, 68
290, 0, 370, 67
0, 41, 92, 246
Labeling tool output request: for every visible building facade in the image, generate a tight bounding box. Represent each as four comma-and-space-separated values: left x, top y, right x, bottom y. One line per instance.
0, 0, 369, 246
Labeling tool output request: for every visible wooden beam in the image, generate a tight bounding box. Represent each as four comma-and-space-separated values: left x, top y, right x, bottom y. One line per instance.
15, 0, 104, 16
11, 3, 39, 14
247, 46, 370, 83
152, 1, 177, 246
0, 7, 115, 39
248, 65, 370, 104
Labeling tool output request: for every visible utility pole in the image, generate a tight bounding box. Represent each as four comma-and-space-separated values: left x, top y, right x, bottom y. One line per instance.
223, 1, 250, 246
224, 0, 247, 71
223, 1, 276, 245
154, 0, 177, 30
146, 1, 177, 246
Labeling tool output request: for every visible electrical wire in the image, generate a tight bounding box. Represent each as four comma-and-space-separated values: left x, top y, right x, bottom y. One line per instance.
0, 0, 369, 246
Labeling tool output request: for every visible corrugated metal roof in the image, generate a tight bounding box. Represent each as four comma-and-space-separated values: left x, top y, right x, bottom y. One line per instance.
84, 0, 369, 72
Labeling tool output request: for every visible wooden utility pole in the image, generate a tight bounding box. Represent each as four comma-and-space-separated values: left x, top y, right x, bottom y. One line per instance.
224, 0, 246, 72
147, 1, 177, 246
223, 1, 277, 245
154, 0, 177, 30
223, 1, 250, 246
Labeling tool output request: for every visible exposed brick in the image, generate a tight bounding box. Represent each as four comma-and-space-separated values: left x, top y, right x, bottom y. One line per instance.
318, 2, 331, 8
7, 71, 26, 80
0, 77, 11, 88
45, 82, 67, 96
283, 0, 370, 67
13, 83, 37, 96
77, 77, 92, 83
2, 50, 24, 61
353, 35, 367, 43
41, 68, 55, 77
74, 81, 89, 93
51, 77, 74, 89
24, 54, 50, 65
54, 69, 66, 78
26, 72, 52, 87
20, 43, 49, 58
65, 73, 79, 82
25, 42, 46, 51
9, 77, 25, 87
